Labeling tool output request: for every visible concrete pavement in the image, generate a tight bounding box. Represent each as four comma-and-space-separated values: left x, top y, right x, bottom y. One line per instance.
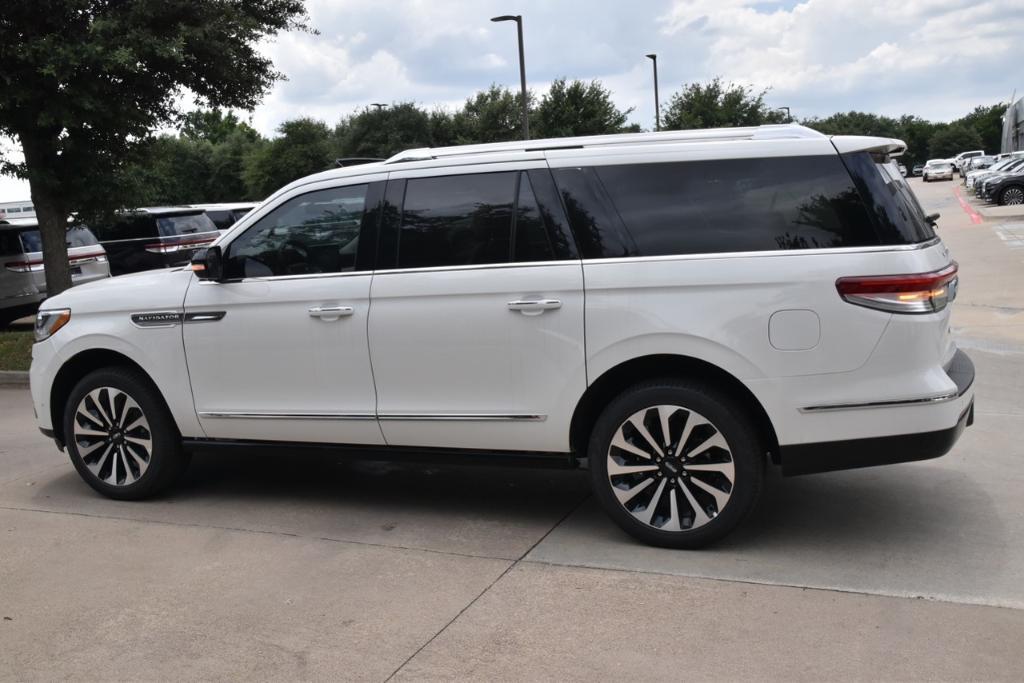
2, 177, 1023, 681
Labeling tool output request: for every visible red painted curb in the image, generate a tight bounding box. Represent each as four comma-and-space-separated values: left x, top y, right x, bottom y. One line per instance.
952, 185, 983, 225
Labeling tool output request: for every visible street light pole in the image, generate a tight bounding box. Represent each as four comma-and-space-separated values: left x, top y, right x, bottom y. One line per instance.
776, 106, 791, 123
491, 14, 529, 140
645, 54, 660, 131
370, 103, 388, 111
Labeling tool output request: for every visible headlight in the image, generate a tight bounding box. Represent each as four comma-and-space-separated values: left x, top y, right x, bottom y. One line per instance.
34, 309, 71, 342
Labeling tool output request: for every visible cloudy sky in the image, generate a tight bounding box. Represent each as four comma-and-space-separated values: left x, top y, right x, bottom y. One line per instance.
2, 0, 1021, 201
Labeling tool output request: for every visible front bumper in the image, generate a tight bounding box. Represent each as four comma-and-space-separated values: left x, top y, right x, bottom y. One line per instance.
779, 349, 975, 476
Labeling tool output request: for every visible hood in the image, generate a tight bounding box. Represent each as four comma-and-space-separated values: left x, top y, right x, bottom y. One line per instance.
40, 266, 193, 315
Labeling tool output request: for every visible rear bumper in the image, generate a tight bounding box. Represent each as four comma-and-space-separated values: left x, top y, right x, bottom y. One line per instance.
779, 349, 975, 476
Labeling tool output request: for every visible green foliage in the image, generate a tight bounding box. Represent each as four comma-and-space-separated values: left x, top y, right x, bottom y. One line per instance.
182, 110, 261, 145
951, 104, 1005, 155
451, 85, 532, 144
803, 111, 902, 137
336, 103, 438, 159
0, 330, 33, 372
534, 78, 638, 138
928, 125, 984, 159
662, 78, 788, 130
244, 118, 334, 199
0, 0, 309, 295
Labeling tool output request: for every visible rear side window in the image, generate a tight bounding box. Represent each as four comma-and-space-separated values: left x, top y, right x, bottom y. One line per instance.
397, 172, 515, 269
389, 170, 576, 269
6, 226, 97, 253
592, 156, 881, 257
0, 231, 22, 256
841, 152, 935, 244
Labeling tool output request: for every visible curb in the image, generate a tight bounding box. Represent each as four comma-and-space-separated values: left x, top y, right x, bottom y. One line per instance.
0, 371, 29, 387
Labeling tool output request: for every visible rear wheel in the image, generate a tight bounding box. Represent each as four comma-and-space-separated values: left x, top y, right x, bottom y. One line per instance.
1000, 185, 1024, 206
589, 380, 764, 549
63, 367, 189, 500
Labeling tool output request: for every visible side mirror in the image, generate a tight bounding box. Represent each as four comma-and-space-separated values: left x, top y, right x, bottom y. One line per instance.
190, 246, 223, 281
925, 212, 940, 227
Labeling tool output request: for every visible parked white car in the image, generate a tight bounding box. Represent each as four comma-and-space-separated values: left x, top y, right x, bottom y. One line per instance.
1, 219, 110, 327
951, 150, 984, 172
29, 125, 974, 548
923, 160, 954, 182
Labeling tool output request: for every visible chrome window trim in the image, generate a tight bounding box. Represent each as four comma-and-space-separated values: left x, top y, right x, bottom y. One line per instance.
198, 411, 546, 422
378, 413, 547, 422
800, 391, 958, 413
585, 237, 942, 267
200, 270, 373, 285
98, 230, 221, 245
373, 260, 582, 277
199, 411, 376, 421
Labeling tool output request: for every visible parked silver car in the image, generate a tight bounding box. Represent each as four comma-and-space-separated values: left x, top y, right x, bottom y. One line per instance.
0, 219, 110, 327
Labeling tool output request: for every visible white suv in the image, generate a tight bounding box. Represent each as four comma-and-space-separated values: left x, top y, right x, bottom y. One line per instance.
29, 125, 975, 548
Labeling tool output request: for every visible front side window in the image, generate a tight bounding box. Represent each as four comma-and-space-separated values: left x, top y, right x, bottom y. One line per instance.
224, 185, 368, 279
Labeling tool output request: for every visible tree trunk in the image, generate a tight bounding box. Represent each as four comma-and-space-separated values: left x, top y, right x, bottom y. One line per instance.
19, 134, 72, 297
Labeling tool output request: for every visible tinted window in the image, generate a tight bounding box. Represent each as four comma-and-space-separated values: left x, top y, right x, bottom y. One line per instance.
550, 167, 636, 259
842, 152, 935, 244
514, 173, 557, 262
156, 213, 217, 236
93, 215, 157, 241
66, 226, 100, 248
224, 185, 368, 279
0, 231, 21, 256
397, 173, 514, 269
591, 156, 880, 257
10, 226, 98, 253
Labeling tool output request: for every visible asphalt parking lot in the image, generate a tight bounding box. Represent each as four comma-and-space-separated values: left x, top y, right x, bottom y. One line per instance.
2, 177, 1024, 681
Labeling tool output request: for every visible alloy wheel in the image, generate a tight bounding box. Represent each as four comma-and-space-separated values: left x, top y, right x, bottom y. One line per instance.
1003, 187, 1024, 205
606, 405, 734, 532
72, 387, 153, 486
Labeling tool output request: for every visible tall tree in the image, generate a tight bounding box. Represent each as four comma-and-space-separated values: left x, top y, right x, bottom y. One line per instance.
952, 104, 1006, 154
803, 111, 902, 137
182, 109, 261, 146
534, 78, 638, 138
452, 85, 533, 144
0, 0, 309, 296
928, 125, 984, 159
662, 78, 787, 130
244, 118, 334, 199
337, 103, 436, 159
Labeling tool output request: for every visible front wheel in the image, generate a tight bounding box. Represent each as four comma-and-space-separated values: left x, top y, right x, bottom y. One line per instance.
1000, 185, 1024, 206
64, 367, 190, 500
589, 380, 764, 549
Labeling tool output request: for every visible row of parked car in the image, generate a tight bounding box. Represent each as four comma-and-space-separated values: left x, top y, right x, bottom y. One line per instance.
962, 152, 1024, 205
0, 202, 256, 326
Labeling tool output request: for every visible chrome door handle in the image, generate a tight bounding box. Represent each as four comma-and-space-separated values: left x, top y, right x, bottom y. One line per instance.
507, 299, 562, 315
308, 305, 354, 321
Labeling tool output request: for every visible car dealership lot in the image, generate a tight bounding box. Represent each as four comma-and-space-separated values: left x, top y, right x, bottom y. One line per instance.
2, 178, 1024, 680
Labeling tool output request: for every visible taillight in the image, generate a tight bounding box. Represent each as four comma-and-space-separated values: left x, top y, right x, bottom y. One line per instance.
836, 262, 958, 314
3, 260, 41, 273
144, 236, 216, 254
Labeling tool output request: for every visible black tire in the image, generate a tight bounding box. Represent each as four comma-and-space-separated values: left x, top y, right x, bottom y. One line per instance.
999, 185, 1024, 206
63, 366, 189, 500
589, 380, 764, 549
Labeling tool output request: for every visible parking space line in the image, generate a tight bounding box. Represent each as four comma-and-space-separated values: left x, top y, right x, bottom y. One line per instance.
952, 185, 983, 224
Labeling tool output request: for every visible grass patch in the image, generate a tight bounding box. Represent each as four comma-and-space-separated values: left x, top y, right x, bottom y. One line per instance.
0, 330, 33, 372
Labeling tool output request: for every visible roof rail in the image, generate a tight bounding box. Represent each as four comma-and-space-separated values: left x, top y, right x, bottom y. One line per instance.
335, 157, 385, 168
384, 124, 825, 164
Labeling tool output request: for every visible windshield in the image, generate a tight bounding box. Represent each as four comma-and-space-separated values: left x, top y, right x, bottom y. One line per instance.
155, 212, 217, 237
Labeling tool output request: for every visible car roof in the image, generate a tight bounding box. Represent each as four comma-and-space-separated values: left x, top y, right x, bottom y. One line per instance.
131, 206, 208, 216
189, 203, 258, 211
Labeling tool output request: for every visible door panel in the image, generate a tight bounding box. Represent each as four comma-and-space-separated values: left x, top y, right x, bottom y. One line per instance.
368, 263, 585, 452
182, 177, 385, 445
368, 162, 586, 453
